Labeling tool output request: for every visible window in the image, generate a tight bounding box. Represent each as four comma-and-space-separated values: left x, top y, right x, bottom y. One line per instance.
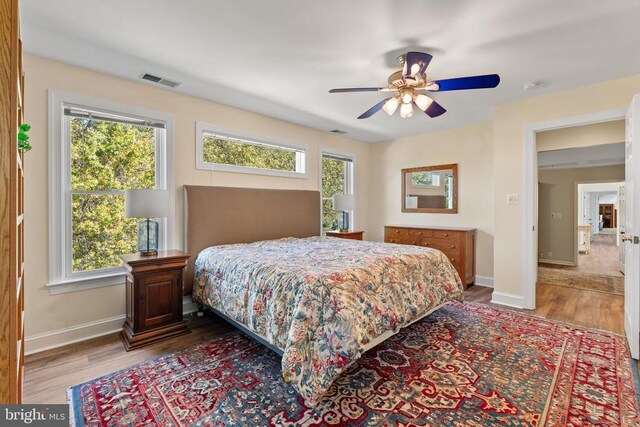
411, 171, 441, 187
196, 122, 307, 177
49, 92, 173, 293
321, 151, 354, 232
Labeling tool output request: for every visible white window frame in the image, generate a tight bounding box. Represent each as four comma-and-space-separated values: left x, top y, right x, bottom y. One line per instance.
195, 121, 308, 178
410, 171, 441, 188
320, 148, 356, 232
47, 91, 174, 294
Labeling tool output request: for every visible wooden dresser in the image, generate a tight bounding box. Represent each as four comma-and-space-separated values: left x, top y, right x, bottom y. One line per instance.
0, 0, 25, 404
384, 225, 476, 289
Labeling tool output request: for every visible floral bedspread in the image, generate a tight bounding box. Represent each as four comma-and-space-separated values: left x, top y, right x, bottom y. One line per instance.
193, 236, 463, 404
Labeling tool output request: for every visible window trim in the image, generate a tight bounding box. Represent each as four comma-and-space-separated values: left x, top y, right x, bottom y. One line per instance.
48, 91, 175, 294
320, 147, 356, 232
410, 171, 442, 188
195, 121, 309, 179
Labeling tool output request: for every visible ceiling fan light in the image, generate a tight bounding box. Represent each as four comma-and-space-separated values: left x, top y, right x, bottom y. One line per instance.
402, 92, 413, 104
414, 94, 433, 111
382, 97, 400, 115
410, 63, 421, 77
400, 102, 413, 118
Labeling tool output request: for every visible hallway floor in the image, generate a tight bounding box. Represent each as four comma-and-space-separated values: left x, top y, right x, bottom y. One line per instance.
540, 233, 623, 277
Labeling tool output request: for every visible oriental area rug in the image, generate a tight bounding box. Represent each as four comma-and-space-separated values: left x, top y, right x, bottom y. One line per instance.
538, 266, 624, 296
68, 302, 639, 426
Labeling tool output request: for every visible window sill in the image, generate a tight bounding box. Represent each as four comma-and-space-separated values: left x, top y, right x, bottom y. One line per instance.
47, 271, 125, 295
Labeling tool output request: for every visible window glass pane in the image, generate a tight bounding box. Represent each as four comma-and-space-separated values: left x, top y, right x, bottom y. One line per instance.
321, 156, 346, 198
72, 194, 138, 272
70, 117, 156, 191
411, 171, 440, 186
322, 199, 341, 232
202, 135, 298, 172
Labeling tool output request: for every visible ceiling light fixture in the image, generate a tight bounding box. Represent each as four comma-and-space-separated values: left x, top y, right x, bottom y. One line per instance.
414, 93, 433, 111
400, 102, 413, 118
382, 96, 400, 115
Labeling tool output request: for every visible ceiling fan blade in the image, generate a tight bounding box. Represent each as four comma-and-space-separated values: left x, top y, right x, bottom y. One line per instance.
430, 74, 500, 91
329, 87, 386, 93
403, 52, 433, 80
422, 100, 447, 118
357, 97, 391, 119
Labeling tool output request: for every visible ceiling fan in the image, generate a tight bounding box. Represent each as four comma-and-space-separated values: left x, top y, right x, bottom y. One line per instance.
329, 52, 500, 119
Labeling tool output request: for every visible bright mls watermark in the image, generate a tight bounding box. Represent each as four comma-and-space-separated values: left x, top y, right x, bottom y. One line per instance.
0, 405, 68, 426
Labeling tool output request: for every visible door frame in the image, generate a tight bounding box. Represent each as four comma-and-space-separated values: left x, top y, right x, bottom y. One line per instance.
523, 108, 627, 309
574, 181, 623, 265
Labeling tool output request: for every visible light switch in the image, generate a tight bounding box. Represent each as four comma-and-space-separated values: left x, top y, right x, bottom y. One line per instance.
506, 194, 519, 205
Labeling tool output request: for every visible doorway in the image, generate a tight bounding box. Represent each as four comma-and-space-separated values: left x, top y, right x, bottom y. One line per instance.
536, 139, 626, 303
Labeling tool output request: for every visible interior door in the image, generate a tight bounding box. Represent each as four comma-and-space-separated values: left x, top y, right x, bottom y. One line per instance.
624, 94, 640, 359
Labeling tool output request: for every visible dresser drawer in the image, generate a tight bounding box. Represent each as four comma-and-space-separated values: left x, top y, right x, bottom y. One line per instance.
385, 227, 408, 238
409, 228, 433, 238
386, 235, 421, 245
421, 237, 461, 258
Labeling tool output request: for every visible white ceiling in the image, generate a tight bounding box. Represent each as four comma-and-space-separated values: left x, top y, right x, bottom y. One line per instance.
21, 0, 640, 142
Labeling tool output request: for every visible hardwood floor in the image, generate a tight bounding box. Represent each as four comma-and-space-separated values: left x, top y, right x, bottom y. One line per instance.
24, 283, 626, 404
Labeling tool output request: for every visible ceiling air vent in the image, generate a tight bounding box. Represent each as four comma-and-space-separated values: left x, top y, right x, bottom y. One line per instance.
140, 72, 181, 88
329, 129, 347, 135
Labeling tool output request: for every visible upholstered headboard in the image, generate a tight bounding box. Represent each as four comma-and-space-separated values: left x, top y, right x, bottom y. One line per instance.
183, 185, 321, 294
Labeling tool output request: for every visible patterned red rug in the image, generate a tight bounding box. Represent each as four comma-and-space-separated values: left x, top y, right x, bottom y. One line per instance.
68, 302, 640, 426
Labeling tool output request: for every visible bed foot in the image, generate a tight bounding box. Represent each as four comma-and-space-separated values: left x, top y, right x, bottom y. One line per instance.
196, 303, 205, 318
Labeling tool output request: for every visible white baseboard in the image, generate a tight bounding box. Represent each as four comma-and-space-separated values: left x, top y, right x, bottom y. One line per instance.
25, 296, 198, 356
539, 258, 576, 266
490, 291, 525, 309
474, 276, 494, 288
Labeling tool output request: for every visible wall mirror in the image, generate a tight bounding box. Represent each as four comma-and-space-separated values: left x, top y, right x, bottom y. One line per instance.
402, 164, 458, 213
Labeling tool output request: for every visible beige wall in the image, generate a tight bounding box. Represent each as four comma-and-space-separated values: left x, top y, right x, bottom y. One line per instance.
538, 165, 624, 264
493, 74, 640, 299
369, 122, 494, 281
536, 120, 625, 152
23, 54, 371, 348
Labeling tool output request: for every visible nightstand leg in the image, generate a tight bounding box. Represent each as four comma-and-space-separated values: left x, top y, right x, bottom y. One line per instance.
197, 303, 205, 318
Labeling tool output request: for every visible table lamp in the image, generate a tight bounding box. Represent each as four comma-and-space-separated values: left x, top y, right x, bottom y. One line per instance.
125, 189, 169, 256
333, 194, 355, 232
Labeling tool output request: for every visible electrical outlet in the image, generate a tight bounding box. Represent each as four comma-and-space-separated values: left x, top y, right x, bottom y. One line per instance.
548, 252, 553, 258
556, 212, 562, 219
506, 194, 519, 205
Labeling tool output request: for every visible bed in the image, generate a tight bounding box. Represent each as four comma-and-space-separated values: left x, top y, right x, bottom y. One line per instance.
184, 185, 464, 405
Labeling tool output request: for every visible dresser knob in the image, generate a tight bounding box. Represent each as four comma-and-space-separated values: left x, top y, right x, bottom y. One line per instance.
412, 241, 417, 244
395, 230, 400, 234
451, 245, 456, 249
444, 233, 449, 237
450, 258, 456, 262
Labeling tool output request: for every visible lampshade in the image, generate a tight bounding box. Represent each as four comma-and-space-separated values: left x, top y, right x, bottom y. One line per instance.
400, 102, 413, 118
333, 194, 355, 211
125, 190, 169, 218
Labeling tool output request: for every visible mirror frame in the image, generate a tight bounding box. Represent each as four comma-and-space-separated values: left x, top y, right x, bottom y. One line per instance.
401, 163, 458, 214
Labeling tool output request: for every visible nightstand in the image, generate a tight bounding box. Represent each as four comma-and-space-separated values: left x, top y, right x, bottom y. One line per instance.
119, 250, 191, 351
326, 230, 364, 241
